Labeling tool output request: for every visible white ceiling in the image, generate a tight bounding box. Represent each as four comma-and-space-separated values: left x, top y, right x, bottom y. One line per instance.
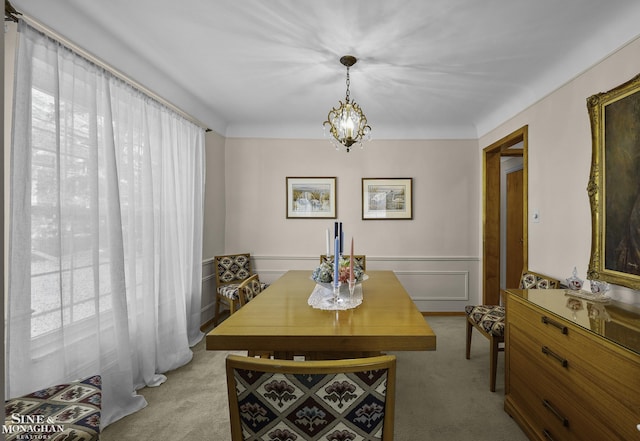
9, 0, 640, 139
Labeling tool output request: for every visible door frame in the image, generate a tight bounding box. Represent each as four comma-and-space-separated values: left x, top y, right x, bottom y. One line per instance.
482, 126, 528, 305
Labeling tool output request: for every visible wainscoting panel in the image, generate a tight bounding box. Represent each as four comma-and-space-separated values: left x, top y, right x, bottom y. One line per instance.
201, 258, 217, 326
395, 271, 469, 301
251, 255, 481, 313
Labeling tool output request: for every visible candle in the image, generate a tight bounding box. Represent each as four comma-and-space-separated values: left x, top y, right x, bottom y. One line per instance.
334, 236, 340, 288
339, 222, 343, 254
350, 237, 354, 282
326, 228, 330, 256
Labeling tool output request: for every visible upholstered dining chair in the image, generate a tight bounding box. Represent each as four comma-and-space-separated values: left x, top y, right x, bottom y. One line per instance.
225, 354, 396, 441
214, 253, 267, 326
465, 270, 560, 391
237, 274, 264, 308
236, 274, 273, 359
320, 254, 367, 271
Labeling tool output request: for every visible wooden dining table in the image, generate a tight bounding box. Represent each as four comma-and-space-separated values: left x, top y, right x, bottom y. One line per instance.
206, 270, 437, 359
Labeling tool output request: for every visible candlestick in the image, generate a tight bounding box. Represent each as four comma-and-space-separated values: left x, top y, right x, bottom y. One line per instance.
334, 236, 340, 288
350, 237, 354, 282
326, 228, 330, 256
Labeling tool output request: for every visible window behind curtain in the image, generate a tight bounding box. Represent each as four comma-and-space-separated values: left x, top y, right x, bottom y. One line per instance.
8, 22, 205, 426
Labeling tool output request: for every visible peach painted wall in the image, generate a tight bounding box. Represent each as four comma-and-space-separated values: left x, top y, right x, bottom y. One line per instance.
218, 137, 481, 312
479, 36, 640, 305
201, 130, 226, 323
202, 130, 226, 259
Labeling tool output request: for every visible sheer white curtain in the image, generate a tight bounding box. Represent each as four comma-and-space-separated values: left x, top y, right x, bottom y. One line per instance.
7, 22, 205, 426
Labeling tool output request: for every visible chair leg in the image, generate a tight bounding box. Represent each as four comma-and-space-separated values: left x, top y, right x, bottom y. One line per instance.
465, 319, 473, 360
213, 295, 221, 327
490, 335, 499, 392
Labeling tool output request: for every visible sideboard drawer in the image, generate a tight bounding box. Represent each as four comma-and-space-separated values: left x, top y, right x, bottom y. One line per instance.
509, 326, 617, 441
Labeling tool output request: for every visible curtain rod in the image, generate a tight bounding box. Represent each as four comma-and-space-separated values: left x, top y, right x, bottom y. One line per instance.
5, 0, 21, 22
8, 3, 211, 132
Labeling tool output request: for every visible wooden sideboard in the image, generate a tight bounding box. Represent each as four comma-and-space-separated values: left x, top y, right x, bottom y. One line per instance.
503, 288, 640, 441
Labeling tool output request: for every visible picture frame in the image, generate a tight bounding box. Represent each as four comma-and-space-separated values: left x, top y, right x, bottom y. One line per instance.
286, 177, 337, 219
362, 178, 413, 220
587, 73, 640, 290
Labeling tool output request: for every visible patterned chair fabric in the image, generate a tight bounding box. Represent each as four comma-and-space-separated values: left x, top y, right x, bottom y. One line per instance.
238, 274, 264, 306
225, 354, 396, 441
519, 271, 560, 290
4, 375, 101, 441
218, 284, 243, 300
464, 305, 505, 337
320, 254, 367, 271
216, 253, 252, 299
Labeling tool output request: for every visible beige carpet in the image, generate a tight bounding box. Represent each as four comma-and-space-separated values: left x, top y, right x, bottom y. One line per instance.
101, 316, 528, 441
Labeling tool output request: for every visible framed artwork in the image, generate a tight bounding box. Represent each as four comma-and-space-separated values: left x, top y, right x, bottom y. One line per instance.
286, 177, 337, 219
587, 73, 640, 289
362, 178, 413, 220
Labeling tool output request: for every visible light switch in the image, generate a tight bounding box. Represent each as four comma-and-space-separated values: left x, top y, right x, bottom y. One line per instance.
532, 209, 540, 223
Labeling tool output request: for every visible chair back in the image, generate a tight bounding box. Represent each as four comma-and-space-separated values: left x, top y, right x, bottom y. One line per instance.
320, 254, 367, 271
237, 274, 263, 307
225, 354, 396, 441
519, 270, 560, 289
215, 253, 252, 287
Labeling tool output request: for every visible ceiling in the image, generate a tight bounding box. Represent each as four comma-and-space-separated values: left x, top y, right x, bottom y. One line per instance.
9, 0, 640, 139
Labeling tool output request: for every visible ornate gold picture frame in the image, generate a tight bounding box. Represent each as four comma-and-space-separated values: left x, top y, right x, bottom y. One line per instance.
587, 73, 640, 289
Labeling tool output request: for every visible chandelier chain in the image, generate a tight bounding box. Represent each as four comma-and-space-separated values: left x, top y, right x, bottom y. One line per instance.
345, 66, 351, 103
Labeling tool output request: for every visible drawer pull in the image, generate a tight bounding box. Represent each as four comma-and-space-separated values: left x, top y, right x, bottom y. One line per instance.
542, 399, 570, 427
542, 429, 556, 441
541, 346, 569, 368
541, 316, 568, 334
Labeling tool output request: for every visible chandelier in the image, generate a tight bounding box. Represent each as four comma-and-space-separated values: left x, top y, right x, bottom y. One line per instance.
323, 55, 371, 152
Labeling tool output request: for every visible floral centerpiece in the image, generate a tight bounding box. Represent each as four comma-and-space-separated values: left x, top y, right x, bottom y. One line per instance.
311, 258, 365, 285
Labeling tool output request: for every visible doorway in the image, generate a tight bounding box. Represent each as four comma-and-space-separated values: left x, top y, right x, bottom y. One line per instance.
482, 126, 528, 305
505, 167, 524, 288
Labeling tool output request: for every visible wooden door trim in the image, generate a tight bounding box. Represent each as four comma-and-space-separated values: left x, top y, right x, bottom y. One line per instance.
482, 126, 528, 304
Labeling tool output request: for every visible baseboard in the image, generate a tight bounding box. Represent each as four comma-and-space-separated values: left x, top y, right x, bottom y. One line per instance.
200, 311, 230, 333
200, 318, 215, 333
